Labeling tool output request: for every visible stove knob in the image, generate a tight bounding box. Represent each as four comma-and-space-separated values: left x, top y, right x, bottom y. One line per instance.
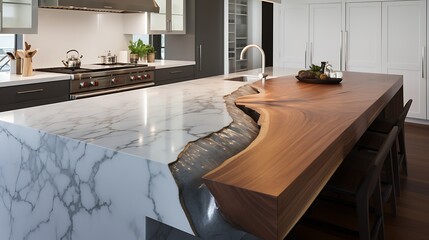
111, 78, 116, 84
79, 82, 85, 88
90, 81, 96, 86
130, 76, 135, 81
143, 74, 149, 79
137, 75, 142, 80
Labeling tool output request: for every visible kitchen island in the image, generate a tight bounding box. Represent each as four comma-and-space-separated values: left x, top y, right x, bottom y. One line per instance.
0, 68, 402, 240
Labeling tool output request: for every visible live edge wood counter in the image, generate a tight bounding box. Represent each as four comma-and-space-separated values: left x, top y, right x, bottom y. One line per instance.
203, 72, 403, 240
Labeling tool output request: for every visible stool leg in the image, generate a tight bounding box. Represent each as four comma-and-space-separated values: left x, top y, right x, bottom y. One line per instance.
356, 195, 371, 240
398, 129, 408, 176
386, 151, 397, 216
373, 181, 385, 240
391, 142, 401, 197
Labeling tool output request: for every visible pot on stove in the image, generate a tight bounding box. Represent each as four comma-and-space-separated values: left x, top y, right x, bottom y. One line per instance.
62, 49, 83, 69
98, 51, 117, 65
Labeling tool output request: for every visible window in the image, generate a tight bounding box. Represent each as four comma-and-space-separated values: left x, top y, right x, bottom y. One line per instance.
0, 34, 17, 72
132, 34, 165, 60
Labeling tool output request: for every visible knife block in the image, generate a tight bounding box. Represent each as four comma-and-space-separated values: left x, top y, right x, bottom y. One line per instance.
22, 58, 33, 77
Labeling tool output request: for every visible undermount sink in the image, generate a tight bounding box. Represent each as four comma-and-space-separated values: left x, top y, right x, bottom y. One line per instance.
224, 75, 262, 82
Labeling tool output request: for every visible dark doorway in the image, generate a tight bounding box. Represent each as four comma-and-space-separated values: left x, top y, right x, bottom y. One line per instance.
262, 2, 273, 67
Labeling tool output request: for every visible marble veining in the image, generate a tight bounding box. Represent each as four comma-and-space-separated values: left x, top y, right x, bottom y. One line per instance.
0, 121, 192, 240
0, 78, 248, 164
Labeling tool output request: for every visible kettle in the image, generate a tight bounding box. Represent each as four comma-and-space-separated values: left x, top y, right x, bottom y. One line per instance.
62, 49, 83, 68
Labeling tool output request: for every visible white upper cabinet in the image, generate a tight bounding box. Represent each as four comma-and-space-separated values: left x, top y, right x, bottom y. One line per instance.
345, 2, 382, 73
1, 0, 37, 33
149, 0, 185, 34
382, 0, 426, 119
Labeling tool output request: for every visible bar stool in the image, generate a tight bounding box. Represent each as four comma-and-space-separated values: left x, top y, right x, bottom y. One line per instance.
307, 127, 398, 240
357, 99, 412, 196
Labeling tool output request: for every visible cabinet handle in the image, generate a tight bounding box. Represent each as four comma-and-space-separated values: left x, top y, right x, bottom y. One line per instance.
344, 30, 349, 71
199, 45, 203, 71
340, 31, 343, 71
422, 47, 426, 78
305, 43, 308, 68
170, 70, 183, 74
17, 89, 44, 94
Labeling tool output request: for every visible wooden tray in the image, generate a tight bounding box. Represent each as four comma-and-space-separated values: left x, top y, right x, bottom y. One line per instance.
296, 76, 342, 84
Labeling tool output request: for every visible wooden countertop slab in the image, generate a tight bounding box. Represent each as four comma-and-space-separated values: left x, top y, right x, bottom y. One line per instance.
203, 72, 403, 240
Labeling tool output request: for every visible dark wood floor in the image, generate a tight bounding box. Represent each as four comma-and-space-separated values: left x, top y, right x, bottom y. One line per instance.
293, 123, 429, 240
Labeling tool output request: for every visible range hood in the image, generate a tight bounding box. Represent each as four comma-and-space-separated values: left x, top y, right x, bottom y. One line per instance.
39, 0, 160, 13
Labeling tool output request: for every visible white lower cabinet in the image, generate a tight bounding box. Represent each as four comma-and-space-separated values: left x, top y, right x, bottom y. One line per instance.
382, 1, 426, 119
275, 0, 428, 120
276, 4, 308, 69
274, 3, 341, 69
345, 2, 382, 73
309, 3, 342, 70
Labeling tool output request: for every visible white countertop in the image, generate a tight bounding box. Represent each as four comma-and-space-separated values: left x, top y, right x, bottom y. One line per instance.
146, 60, 196, 69
0, 67, 296, 164
0, 71, 70, 87
0, 60, 194, 88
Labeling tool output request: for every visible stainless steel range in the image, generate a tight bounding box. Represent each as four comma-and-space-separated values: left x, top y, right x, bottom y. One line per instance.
36, 63, 155, 100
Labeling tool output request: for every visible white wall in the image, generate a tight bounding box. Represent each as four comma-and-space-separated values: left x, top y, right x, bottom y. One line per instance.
24, 9, 131, 68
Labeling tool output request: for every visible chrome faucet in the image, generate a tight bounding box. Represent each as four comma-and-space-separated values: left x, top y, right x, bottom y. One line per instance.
240, 44, 268, 84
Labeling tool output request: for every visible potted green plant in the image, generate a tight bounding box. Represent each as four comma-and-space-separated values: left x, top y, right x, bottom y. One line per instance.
145, 44, 156, 63
128, 39, 147, 63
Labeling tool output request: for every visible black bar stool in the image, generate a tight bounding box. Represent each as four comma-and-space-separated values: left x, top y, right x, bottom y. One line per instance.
306, 126, 398, 240
357, 99, 412, 196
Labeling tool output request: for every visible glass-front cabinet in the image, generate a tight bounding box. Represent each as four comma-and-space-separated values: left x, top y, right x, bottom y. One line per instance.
149, 0, 185, 34
1, 0, 37, 33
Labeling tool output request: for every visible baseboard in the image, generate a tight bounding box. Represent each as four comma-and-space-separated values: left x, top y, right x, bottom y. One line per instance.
405, 117, 429, 126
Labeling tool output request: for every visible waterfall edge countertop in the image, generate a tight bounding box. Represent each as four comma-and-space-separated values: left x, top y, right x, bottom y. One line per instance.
0, 68, 403, 240
0, 67, 295, 240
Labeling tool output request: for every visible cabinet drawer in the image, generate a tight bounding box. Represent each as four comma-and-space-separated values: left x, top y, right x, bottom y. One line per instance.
0, 80, 70, 112
155, 65, 195, 85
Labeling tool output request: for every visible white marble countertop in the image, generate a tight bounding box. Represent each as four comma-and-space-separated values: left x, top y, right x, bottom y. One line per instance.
0, 67, 296, 164
0, 71, 70, 87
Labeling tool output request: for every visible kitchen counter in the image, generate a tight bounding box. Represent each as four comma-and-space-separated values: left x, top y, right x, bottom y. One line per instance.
0, 60, 193, 88
0, 68, 402, 240
0, 71, 70, 87
0, 67, 292, 240
146, 59, 196, 69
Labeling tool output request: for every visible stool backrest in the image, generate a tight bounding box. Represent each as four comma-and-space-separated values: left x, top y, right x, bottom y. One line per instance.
358, 126, 399, 199
396, 99, 412, 131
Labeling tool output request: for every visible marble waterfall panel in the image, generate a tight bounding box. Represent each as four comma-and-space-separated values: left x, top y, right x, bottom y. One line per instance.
0, 121, 193, 240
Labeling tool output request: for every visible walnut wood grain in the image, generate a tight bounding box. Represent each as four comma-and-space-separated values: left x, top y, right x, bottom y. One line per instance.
203, 72, 403, 240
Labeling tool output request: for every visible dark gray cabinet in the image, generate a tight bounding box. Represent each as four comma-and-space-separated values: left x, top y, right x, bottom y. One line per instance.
155, 65, 195, 85
0, 80, 70, 112
195, 0, 224, 78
